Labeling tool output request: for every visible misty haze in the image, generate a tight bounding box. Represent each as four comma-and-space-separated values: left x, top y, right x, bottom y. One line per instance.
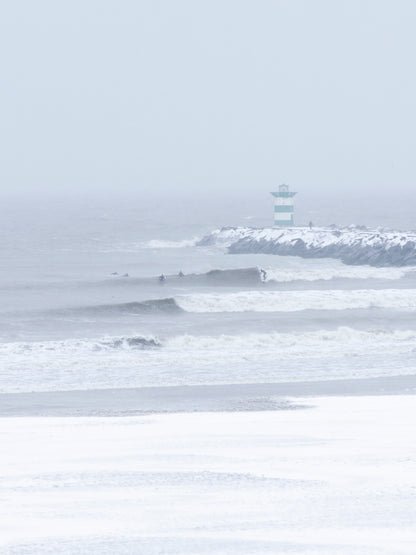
1, 2, 416, 554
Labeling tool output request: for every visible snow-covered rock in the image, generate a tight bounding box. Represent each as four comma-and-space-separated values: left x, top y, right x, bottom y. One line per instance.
197, 226, 416, 267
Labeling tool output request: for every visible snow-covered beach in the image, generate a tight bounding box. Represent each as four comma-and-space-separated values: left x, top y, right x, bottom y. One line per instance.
2, 396, 415, 554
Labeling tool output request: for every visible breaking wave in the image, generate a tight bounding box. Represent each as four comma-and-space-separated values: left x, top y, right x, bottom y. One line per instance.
3, 327, 415, 356
166, 327, 416, 350
96, 336, 161, 349
60, 288, 416, 318
2, 327, 416, 393
143, 237, 199, 249
175, 289, 416, 312
105, 265, 408, 288
264, 266, 408, 282
2, 335, 161, 356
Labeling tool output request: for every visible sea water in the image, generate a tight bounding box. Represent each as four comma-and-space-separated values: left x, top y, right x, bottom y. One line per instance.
1, 191, 416, 394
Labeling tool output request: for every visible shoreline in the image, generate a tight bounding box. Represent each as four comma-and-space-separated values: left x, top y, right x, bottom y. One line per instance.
1, 373, 415, 417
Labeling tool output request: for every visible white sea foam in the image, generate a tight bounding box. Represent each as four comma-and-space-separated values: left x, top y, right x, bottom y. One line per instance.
0, 335, 160, 356
1, 327, 416, 393
264, 265, 407, 282
144, 237, 200, 249
176, 288, 416, 312
166, 327, 416, 350
1, 327, 414, 357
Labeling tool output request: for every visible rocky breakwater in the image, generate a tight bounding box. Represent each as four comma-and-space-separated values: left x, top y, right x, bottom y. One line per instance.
197, 226, 416, 267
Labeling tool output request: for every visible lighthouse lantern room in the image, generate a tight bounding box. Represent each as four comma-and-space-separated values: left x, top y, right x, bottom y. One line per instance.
270, 184, 297, 227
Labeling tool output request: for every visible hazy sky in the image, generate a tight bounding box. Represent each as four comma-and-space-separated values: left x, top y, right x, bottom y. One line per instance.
1, 0, 415, 198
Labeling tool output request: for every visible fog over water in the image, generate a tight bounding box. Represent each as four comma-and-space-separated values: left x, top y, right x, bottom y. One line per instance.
1, 3, 416, 553
1, 0, 416, 200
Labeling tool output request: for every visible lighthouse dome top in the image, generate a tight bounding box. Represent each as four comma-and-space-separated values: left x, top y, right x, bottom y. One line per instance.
270, 184, 297, 198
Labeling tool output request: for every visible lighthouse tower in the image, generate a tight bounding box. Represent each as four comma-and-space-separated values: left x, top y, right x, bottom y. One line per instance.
270, 184, 297, 227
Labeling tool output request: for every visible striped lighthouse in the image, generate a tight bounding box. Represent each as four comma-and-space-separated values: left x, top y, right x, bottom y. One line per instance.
271, 184, 297, 227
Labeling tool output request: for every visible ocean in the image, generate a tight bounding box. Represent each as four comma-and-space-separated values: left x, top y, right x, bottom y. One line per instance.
1, 190, 416, 398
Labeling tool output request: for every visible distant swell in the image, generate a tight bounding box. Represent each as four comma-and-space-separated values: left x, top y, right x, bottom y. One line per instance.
109, 268, 264, 287
183, 267, 262, 286
79, 298, 183, 315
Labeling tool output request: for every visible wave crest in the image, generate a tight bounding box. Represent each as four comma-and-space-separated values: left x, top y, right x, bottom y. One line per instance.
143, 237, 199, 249
78, 298, 183, 315
175, 289, 416, 313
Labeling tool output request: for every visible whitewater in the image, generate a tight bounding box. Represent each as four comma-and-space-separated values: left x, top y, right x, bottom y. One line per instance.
2, 327, 416, 393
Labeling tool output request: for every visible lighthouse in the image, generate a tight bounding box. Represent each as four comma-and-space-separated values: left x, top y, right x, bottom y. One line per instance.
270, 184, 297, 227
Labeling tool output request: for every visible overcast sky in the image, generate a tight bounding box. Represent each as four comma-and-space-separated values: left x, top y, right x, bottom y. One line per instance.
1, 0, 415, 199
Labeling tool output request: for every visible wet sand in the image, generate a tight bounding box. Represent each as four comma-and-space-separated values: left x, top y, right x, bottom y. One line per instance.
1, 373, 415, 417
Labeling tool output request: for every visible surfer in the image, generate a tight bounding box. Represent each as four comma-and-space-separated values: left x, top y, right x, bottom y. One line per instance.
178, 270, 184, 277
260, 268, 267, 282
158, 273, 166, 282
